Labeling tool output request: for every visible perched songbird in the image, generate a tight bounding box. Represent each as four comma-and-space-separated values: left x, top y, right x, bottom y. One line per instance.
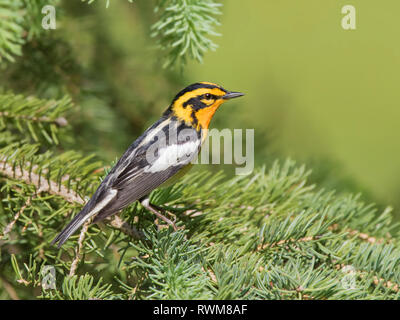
52, 82, 244, 247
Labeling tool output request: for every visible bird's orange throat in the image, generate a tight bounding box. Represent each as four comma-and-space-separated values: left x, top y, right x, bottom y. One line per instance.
194, 102, 223, 130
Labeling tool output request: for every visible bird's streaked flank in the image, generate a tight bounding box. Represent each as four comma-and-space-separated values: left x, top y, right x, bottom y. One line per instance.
52, 82, 244, 247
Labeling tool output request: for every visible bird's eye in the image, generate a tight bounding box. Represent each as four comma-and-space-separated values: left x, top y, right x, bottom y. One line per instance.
205, 93, 212, 99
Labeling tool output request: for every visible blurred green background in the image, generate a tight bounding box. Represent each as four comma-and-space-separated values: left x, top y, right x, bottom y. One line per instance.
188, 0, 400, 212
4, 0, 399, 215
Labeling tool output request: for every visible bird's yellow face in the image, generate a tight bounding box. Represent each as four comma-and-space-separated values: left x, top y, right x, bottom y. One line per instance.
170, 82, 244, 131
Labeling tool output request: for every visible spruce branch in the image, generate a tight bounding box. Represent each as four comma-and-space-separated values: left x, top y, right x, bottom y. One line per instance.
2, 153, 400, 299
151, 0, 222, 68
41, 274, 116, 300
0, 150, 142, 241
0, 93, 72, 144
0, 111, 68, 127
0, 158, 85, 204
127, 228, 213, 299
0, 194, 33, 239
0, 0, 24, 63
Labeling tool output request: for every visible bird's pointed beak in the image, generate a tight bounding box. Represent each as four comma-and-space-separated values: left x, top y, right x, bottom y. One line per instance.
223, 91, 244, 100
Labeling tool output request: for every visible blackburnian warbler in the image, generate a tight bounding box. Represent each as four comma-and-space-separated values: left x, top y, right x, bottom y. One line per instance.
52, 82, 244, 247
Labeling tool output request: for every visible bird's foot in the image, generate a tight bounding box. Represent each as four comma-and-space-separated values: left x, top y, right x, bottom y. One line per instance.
140, 198, 181, 231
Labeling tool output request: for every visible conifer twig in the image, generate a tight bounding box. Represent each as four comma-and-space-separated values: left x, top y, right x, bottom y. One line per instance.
257, 236, 320, 251
0, 159, 142, 240
107, 215, 143, 240
329, 224, 385, 244
69, 220, 91, 276
0, 159, 85, 204
0, 112, 68, 127
0, 196, 33, 239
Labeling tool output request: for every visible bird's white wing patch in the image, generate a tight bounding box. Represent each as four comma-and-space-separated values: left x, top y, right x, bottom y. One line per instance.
144, 140, 199, 173
87, 188, 118, 218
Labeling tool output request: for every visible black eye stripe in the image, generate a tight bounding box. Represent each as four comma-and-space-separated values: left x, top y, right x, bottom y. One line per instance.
181, 93, 223, 110
202, 93, 217, 100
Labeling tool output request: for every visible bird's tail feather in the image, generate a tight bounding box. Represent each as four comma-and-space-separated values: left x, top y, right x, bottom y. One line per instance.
51, 205, 93, 248
52, 188, 118, 248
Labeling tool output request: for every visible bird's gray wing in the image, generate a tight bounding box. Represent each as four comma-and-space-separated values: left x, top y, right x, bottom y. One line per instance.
92, 121, 201, 221
92, 155, 187, 222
